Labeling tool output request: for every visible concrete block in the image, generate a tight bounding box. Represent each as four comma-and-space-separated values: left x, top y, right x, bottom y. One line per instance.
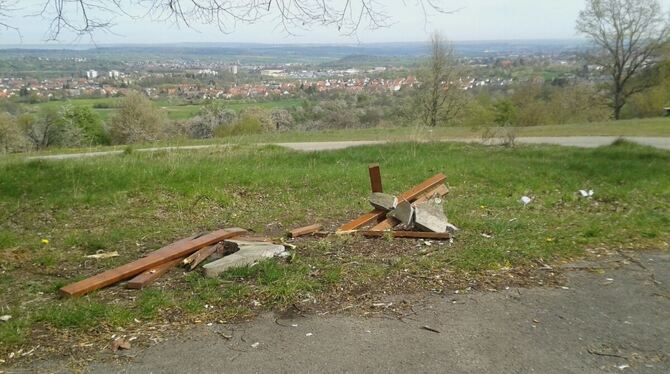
369, 192, 398, 211
203, 244, 286, 278
414, 198, 449, 233
387, 200, 414, 226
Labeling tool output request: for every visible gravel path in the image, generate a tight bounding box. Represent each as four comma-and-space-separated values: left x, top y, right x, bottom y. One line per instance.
22, 136, 670, 161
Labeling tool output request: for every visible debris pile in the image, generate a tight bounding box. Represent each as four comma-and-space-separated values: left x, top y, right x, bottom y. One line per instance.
334, 164, 456, 240
58, 163, 456, 297
59, 228, 289, 297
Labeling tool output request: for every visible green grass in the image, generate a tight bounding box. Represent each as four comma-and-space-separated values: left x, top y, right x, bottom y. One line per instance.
23, 97, 303, 121
0, 140, 669, 354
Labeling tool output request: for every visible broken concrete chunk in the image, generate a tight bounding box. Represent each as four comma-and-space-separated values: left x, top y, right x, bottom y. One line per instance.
223, 240, 274, 254
369, 192, 398, 211
203, 244, 285, 278
388, 200, 414, 226
414, 198, 449, 233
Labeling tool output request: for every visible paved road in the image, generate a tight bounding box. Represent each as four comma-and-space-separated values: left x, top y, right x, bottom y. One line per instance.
23, 136, 669, 161
27, 250, 670, 373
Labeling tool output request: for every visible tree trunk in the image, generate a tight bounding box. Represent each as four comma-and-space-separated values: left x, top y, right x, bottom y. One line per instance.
613, 88, 623, 120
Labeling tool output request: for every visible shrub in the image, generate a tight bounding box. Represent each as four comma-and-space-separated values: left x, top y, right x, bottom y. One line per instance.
269, 109, 294, 131
59, 105, 107, 145
214, 111, 265, 137
0, 113, 28, 153
187, 102, 237, 139
108, 92, 166, 144
19, 108, 62, 150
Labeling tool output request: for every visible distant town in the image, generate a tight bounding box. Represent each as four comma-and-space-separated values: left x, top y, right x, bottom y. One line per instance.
0, 41, 598, 103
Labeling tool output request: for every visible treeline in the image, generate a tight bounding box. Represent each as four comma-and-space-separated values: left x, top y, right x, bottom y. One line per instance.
1, 72, 668, 153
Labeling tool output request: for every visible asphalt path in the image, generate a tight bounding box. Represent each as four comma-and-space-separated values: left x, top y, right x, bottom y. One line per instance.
22, 136, 670, 161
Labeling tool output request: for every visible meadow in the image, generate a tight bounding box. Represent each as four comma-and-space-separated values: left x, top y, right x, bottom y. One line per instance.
25, 97, 304, 121
0, 140, 669, 358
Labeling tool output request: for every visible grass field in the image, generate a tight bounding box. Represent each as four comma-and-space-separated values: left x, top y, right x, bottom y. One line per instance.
24, 97, 303, 121
0, 140, 669, 359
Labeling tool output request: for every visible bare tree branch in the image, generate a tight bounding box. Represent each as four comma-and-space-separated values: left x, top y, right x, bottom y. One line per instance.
0, 0, 454, 40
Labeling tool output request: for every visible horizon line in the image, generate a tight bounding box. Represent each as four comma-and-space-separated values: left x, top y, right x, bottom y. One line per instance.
0, 38, 589, 49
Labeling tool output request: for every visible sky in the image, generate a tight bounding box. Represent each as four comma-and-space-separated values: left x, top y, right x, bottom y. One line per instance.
1, 0, 669, 45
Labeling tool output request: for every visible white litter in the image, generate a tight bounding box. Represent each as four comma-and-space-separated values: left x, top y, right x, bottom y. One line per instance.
617, 363, 629, 370
0, 315, 11, 322
305, 333, 313, 337
579, 189, 595, 198
251, 342, 260, 348
520, 196, 533, 206
481, 233, 492, 238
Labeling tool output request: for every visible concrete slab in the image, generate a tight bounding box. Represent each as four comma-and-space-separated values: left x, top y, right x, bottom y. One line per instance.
414, 198, 449, 233
369, 193, 397, 211
203, 244, 285, 278
388, 200, 414, 226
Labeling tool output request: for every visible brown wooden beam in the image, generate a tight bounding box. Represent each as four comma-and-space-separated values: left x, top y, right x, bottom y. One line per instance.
126, 258, 183, 289
368, 163, 383, 193
183, 243, 221, 270
289, 223, 323, 238
60, 228, 246, 297
338, 210, 386, 232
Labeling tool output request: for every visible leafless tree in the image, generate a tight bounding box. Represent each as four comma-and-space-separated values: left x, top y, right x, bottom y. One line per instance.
417, 32, 463, 127
0, 1, 450, 41
577, 0, 670, 119
0, 0, 20, 36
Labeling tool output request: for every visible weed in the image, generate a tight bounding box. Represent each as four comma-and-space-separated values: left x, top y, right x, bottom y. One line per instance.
137, 289, 172, 318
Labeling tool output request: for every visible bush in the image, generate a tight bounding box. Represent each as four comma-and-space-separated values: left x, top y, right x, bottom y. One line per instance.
0, 113, 28, 153
108, 92, 166, 144
59, 105, 107, 145
187, 102, 237, 139
214, 111, 265, 137
269, 109, 294, 131
19, 109, 62, 150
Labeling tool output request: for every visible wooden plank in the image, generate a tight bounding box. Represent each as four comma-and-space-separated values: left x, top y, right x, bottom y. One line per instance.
126, 258, 183, 289
396, 173, 447, 201
337, 173, 447, 232
368, 164, 383, 193
289, 223, 323, 238
183, 244, 220, 270
338, 210, 386, 232
230, 236, 273, 243
60, 228, 246, 297
369, 184, 450, 232
360, 231, 451, 240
